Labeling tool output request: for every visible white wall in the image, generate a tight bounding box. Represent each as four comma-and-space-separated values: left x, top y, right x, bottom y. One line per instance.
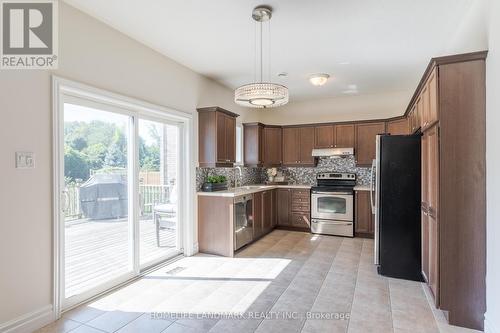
0, 2, 258, 328
486, 0, 500, 331
256, 90, 412, 125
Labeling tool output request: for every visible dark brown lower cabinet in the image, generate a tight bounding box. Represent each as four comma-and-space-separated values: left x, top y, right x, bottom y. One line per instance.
271, 190, 278, 228
421, 206, 429, 281
355, 191, 374, 237
277, 189, 291, 226
253, 191, 263, 239
262, 190, 273, 234
277, 188, 310, 230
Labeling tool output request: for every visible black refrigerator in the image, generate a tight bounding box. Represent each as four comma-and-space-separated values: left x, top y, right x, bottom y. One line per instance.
374, 134, 423, 281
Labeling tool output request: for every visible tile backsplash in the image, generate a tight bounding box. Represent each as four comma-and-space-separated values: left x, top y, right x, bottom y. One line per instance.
196, 156, 371, 191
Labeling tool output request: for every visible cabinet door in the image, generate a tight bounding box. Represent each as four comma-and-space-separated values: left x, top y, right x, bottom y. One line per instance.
427, 125, 439, 303
271, 190, 277, 227
355, 191, 373, 236
282, 128, 300, 165
422, 84, 431, 130
243, 124, 263, 166
387, 118, 409, 135
314, 125, 334, 148
355, 122, 385, 166
263, 127, 282, 166
261, 190, 273, 234
428, 67, 438, 127
299, 127, 315, 165
334, 124, 355, 148
225, 116, 236, 163
422, 210, 430, 282
253, 191, 263, 239
409, 105, 418, 133
416, 98, 422, 130
216, 113, 227, 162
429, 215, 439, 303
277, 189, 291, 226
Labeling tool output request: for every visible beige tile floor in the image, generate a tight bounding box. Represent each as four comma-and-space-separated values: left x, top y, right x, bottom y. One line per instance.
37, 230, 482, 333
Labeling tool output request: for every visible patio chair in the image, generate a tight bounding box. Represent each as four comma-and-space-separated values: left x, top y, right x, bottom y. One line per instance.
153, 185, 177, 247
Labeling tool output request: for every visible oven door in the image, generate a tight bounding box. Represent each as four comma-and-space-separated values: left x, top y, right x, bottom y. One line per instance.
311, 192, 354, 221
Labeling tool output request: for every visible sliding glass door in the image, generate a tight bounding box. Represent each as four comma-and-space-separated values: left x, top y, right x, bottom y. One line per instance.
138, 119, 180, 267
60, 95, 182, 309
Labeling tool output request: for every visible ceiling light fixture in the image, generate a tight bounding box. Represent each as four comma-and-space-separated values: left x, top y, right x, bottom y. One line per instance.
234, 6, 289, 108
309, 73, 330, 86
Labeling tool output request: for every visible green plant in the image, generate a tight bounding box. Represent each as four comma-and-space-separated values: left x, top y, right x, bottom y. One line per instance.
206, 175, 227, 184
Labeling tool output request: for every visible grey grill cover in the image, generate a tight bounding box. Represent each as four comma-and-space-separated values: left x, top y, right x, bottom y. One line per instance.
79, 174, 128, 220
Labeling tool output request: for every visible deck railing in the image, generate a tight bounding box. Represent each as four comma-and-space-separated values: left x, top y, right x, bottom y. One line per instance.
64, 184, 172, 220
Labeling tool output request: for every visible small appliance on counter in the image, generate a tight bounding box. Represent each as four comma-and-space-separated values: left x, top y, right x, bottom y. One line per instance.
310, 172, 356, 237
372, 134, 423, 281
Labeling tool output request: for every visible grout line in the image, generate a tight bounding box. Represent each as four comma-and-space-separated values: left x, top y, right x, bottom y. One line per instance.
345, 238, 365, 333
298, 236, 343, 332
253, 233, 325, 332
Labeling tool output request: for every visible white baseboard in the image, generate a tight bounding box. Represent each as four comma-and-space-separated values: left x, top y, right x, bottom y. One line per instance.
0, 305, 54, 333
485, 313, 499, 333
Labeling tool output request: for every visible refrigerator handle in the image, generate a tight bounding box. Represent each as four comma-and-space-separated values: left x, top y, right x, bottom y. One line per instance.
370, 159, 376, 214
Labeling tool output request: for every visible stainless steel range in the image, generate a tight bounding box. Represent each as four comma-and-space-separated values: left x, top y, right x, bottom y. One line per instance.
311, 172, 356, 237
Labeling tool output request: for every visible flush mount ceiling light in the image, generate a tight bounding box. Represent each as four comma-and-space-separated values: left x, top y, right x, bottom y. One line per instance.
234, 6, 289, 108
309, 73, 330, 86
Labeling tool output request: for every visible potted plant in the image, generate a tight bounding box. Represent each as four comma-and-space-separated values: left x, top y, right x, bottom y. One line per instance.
202, 175, 228, 192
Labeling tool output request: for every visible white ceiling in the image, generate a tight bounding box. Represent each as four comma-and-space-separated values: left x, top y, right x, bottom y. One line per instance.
63, 0, 477, 102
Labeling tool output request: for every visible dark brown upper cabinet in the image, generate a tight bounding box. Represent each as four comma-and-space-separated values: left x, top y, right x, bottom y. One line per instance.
355, 122, 386, 166
283, 126, 316, 166
197, 107, 238, 167
263, 126, 282, 166
334, 124, 355, 148
282, 127, 300, 165
243, 123, 264, 167
314, 124, 355, 149
243, 123, 282, 167
387, 118, 409, 135
314, 125, 334, 148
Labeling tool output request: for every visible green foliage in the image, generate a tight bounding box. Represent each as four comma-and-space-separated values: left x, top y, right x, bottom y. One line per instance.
104, 128, 127, 167
83, 143, 108, 170
206, 175, 227, 184
64, 147, 89, 182
64, 120, 161, 182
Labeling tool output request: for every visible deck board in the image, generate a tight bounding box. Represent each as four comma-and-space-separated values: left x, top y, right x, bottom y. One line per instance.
65, 217, 177, 297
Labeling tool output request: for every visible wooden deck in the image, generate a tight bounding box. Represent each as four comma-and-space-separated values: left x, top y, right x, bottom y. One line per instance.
65, 217, 177, 298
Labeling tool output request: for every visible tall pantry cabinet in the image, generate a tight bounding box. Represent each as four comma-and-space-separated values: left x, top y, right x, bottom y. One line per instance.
415, 52, 486, 331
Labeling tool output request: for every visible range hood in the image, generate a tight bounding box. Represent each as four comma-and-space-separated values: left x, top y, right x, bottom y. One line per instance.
311, 147, 354, 157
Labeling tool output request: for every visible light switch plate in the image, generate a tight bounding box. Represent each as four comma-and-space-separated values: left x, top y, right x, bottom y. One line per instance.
16, 152, 35, 169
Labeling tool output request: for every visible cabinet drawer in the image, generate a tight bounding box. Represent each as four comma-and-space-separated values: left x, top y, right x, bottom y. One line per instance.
291, 204, 310, 212
291, 197, 310, 204
291, 213, 310, 228
292, 190, 310, 198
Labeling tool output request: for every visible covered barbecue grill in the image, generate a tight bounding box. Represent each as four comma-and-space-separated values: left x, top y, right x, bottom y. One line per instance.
79, 173, 128, 220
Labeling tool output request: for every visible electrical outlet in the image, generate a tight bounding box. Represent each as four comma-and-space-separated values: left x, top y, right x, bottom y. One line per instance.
16, 152, 35, 169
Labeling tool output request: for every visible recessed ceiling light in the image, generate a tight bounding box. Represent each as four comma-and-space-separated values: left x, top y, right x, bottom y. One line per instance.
309, 73, 330, 86
342, 84, 359, 94
278, 72, 288, 77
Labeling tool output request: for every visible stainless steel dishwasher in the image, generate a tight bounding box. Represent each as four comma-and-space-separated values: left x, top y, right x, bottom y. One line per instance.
234, 195, 254, 251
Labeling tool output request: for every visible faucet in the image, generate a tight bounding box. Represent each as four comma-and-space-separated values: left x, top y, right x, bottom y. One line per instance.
234, 166, 243, 188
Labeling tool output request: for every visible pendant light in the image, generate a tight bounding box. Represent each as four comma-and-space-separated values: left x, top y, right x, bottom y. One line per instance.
234, 6, 289, 108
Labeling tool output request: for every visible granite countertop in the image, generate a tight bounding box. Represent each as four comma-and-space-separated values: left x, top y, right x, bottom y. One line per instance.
197, 184, 312, 198
353, 185, 371, 191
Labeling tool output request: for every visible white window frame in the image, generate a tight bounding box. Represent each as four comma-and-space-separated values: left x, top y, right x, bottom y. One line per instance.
52, 76, 195, 317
